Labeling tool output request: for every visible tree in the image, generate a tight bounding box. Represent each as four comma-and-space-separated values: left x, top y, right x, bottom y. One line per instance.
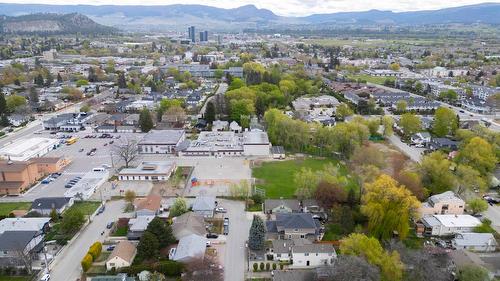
314, 181, 347, 209
294, 167, 320, 199
139, 108, 154, 133
457, 265, 490, 281
457, 137, 497, 176
248, 215, 266, 251
419, 152, 456, 194
81, 253, 93, 272
148, 272, 166, 281
169, 197, 188, 217
136, 231, 160, 262
182, 257, 223, 281
35, 73, 44, 87
399, 113, 421, 138
350, 144, 386, 170
6, 95, 27, 112
389, 63, 400, 71
76, 79, 89, 87
117, 72, 127, 88
50, 208, 58, 222
228, 78, 245, 91
0, 93, 6, 115
336, 104, 353, 120
113, 139, 138, 168
382, 116, 394, 136
396, 100, 407, 112
433, 107, 458, 137
341, 233, 404, 281
80, 104, 90, 113
146, 217, 176, 247
57, 73, 63, 83
60, 209, 85, 235
361, 174, 421, 240
456, 164, 488, 196
467, 198, 488, 215
28, 87, 39, 103
204, 101, 216, 124
320, 255, 380, 281
124, 190, 136, 205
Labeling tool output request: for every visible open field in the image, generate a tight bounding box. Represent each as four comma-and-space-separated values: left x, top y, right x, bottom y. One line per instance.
67, 201, 101, 216
252, 158, 357, 199
347, 74, 395, 85
0, 202, 32, 216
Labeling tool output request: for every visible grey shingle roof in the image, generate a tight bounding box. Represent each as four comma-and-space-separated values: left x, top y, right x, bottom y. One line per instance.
31, 197, 71, 210
0, 231, 37, 251
276, 213, 318, 229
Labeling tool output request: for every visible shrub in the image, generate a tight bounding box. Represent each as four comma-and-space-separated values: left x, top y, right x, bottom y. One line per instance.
266, 263, 270, 271
81, 254, 93, 272
251, 193, 263, 205
88, 242, 102, 260
260, 262, 265, 271
279, 263, 284, 270
272, 263, 277, 270
253, 263, 258, 272
156, 260, 183, 277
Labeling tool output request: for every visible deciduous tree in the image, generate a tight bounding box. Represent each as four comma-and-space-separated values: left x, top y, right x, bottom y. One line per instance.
457, 137, 497, 176
169, 197, 188, 217
433, 107, 458, 137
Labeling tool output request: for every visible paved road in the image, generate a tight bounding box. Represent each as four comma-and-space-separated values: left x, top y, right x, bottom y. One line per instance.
387, 134, 425, 163
222, 199, 251, 281
484, 204, 500, 233
49, 200, 126, 281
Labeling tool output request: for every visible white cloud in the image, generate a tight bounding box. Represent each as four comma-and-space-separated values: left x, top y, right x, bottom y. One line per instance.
1, 0, 499, 16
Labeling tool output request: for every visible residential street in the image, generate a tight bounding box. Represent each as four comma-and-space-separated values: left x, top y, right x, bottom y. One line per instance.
387, 134, 424, 163
221, 199, 251, 281
49, 200, 127, 281
484, 204, 500, 233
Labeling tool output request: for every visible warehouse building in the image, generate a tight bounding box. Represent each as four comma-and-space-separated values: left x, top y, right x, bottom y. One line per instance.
138, 130, 186, 154
0, 137, 59, 161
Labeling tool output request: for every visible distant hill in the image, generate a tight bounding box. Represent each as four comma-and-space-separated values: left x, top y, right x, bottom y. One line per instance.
0, 13, 116, 34
0, 3, 498, 31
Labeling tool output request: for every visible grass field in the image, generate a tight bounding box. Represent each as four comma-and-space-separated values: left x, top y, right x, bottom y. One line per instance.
67, 201, 101, 215
347, 74, 395, 85
0, 202, 32, 216
252, 158, 356, 199
0, 276, 31, 281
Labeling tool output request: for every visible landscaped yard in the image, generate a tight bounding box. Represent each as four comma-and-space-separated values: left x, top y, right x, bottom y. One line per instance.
111, 225, 128, 236
347, 74, 395, 85
67, 201, 101, 216
0, 202, 31, 217
0, 276, 31, 281
252, 158, 357, 199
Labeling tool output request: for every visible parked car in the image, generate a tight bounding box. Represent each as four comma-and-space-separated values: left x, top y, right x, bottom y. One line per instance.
98, 205, 105, 214
78, 148, 84, 152
64, 184, 74, 188
206, 233, 219, 239
223, 218, 229, 226
106, 222, 114, 229
106, 245, 115, 251
215, 207, 227, 213
223, 225, 229, 235
40, 273, 50, 281
41, 178, 52, 184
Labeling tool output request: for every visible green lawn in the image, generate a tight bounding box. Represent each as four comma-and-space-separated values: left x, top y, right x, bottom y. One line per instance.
252, 158, 356, 199
347, 74, 395, 85
111, 226, 128, 236
67, 201, 101, 215
0, 202, 31, 216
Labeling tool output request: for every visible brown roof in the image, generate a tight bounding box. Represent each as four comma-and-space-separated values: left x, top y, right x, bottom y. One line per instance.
31, 157, 62, 164
134, 194, 162, 212
0, 181, 24, 189
108, 241, 136, 263
0, 161, 30, 172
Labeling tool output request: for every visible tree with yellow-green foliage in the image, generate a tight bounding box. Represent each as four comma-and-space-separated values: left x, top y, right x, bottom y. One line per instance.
341, 233, 404, 281
361, 174, 421, 240
419, 151, 456, 194
457, 136, 497, 177
81, 253, 93, 272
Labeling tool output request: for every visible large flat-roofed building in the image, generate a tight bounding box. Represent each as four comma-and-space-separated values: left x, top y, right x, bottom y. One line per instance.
421, 215, 481, 236
179, 131, 270, 157
118, 161, 176, 181
138, 130, 186, 154
0, 137, 59, 161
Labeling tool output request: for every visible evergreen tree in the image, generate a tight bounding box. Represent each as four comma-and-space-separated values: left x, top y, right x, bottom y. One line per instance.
347, 188, 357, 207
57, 73, 63, 83
139, 108, 154, 132
205, 101, 216, 124
146, 217, 176, 247
248, 215, 266, 250
136, 231, 160, 262
29, 87, 39, 103
35, 73, 44, 87
88, 67, 97, 82
117, 72, 127, 88
45, 72, 53, 87
1, 115, 9, 126
0, 93, 6, 115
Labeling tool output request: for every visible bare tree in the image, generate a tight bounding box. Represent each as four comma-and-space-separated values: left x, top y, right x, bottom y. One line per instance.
113, 139, 138, 168
14, 243, 33, 275
318, 255, 380, 281
182, 256, 223, 281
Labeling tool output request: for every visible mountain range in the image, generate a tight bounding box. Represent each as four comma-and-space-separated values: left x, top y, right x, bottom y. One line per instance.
0, 2, 499, 32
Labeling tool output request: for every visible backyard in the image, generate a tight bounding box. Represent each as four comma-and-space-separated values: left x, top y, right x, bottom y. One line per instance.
67, 201, 101, 216
346, 74, 395, 85
0, 276, 31, 281
252, 158, 357, 199
0, 202, 31, 217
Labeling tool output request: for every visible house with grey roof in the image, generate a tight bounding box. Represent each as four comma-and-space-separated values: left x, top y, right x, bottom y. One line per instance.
266, 213, 324, 241
291, 243, 336, 268
170, 234, 206, 262
137, 130, 186, 154
420, 191, 464, 217
264, 199, 301, 214
192, 196, 216, 218
0, 230, 44, 268
91, 274, 135, 281
31, 197, 74, 216
171, 212, 206, 240
452, 233, 497, 252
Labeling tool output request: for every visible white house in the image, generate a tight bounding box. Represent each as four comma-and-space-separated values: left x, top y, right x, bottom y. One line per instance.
137, 130, 186, 154
421, 215, 481, 236
452, 233, 497, 252
106, 241, 137, 270
290, 243, 336, 268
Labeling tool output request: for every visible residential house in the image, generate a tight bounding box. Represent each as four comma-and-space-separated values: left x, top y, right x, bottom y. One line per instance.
31, 197, 74, 216
118, 161, 176, 181
0, 231, 44, 268
137, 130, 186, 154
171, 212, 206, 240
291, 243, 336, 268
420, 215, 481, 236
192, 196, 216, 218
91, 274, 135, 281
134, 194, 162, 217
264, 199, 301, 214
411, 132, 432, 145
170, 233, 207, 262
452, 233, 497, 252
302, 199, 326, 220
106, 241, 137, 270
266, 213, 324, 241
212, 120, 229, 132
428, 138, 459, 151
420, 191, 465, 217
43, 112, 93, 131
270, 240, 295, 262
271, 146, 285, 159
8, 114, 30, 127
229, 121, 242, 133
0, 217, 50, 235
127, 216, 155, 240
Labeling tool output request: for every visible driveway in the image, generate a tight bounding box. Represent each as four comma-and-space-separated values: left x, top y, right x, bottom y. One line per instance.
49, 200, 127, 281
220, 199, 252, 281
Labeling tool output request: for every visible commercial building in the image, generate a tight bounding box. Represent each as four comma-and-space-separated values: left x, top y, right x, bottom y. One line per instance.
43, 112, 93, 131
420, 215, 481, 236
199, 30, 208, 42
137, 130, 186, 154
64, 170, 109, 200
188, 26, 196, 42
118, 161, 176, 181
452, 233, 497, 252
0, 137, 59, 161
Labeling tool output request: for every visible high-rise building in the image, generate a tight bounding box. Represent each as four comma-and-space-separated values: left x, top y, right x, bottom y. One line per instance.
188, 26, 196, 43
217, 34, 223, 45
199, 30, 208, 42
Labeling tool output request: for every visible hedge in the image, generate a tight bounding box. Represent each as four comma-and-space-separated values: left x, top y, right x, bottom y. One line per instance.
119, 260, 183, 277
88, 242, 102, 260
253, 263, 258, 272
81, 253, 93, 272
259, 262, 264, 271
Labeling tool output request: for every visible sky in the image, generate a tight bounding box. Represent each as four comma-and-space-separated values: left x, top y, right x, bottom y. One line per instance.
1, 0, 499, 16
